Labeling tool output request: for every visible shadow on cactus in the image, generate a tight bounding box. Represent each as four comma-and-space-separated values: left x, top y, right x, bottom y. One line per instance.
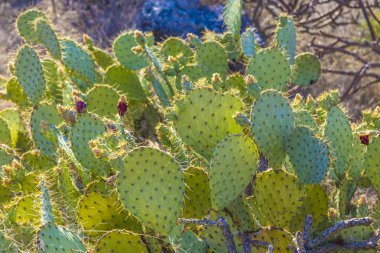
0, 1, 379, 252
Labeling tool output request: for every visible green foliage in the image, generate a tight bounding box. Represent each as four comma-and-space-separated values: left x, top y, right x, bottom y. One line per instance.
0, 7, 378, 253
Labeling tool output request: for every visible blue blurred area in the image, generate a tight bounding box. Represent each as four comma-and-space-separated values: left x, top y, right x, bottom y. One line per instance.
134, 0, 251, 39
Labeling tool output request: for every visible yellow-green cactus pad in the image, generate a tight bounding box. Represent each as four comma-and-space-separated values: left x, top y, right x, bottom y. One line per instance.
104, 64, 147, 102
324, 106, 352, 179
172, 88, 243, 159
250, 227, 293, 253
276, 14, 296, 64
71, 113, 109, 176
287, 126, 329, 184
5, 78, 30, 107
117, 147, 185, 235
113, 31, 148, 70
249, 169, 305, 228
77, 191, 142, 234
196, 41, 228, 80
0, 118, 11, 146
291, 53, 321, 86
36, 222, 86, 253
181, 167, 211, 219
251, 90, 294, 169
227, 195, 259, 231
0, 108, 21, 147
16, 9, 47, 43
246, 48, 291, 91
291, 184, 329, 233
209, 134, 258, 210
94, 230, 148, 253
60, 39, 96, 85
31, 104, 62, 157
161, 37, 194, 60
86, 84, 120, 118
364, 136, 380, 195
15, 45, 46, 105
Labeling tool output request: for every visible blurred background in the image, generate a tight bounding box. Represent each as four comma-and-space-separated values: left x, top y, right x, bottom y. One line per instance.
1, 0, 379, 119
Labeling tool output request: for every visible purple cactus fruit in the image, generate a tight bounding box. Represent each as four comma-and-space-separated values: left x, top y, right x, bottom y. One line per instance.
118, 95, 128, 117
76, 100, 87, 114
359, 134, 369, 145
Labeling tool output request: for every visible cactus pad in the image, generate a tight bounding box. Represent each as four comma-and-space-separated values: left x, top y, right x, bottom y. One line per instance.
86, 84, 120, 118
227, 195, 259, 231
36, 222, 86, 253
60, 39, 96, 85
0, 108, 21, 147
117, 147, 185, 235
251, 227, 293, 253
324, 106, 352, 179
241, 27, 256, 58
170, 225, 206, 253
113, 31, 148, 70
291, 53, 321, 86
16, 9, 47, 43
104, 64, 147, 102
249, 169, 305, 228
172, 88, 243, 159
35, 18, 61, 59
0, 118, 11, 146
71, 113, 109, 176
196, 41, 228, 80
5, 78, 30, 107
364, 136, 380, 195
209, 134, 258, 210
246, 48, 290, 91
94, 230, 148, 253
181, 167, 211, 219
161, 37, 193, 60
276, 14, 296, 64
30, 105, 62, 157
293, 110, 317, 129
251, 90, 294, 169
286, 126, 329, 184
15, 45, 46, 105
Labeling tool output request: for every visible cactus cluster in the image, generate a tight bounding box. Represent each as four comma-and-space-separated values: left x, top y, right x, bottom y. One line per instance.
0, 3, 379, 253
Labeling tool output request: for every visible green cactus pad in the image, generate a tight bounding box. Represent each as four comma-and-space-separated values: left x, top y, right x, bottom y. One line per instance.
0, 118, 11, 146
172, 88, 244, 159
348, 135, 365, 181
15, 45, 46, 105
181, 167, 211, 219
324, 106, 352, 179
117, 147, 185, 235
178, 65, 206, 83
71, 113, 109, 176
241, 27, 256, 58
77, 191, 142, 233
227, 195, 259, 231
42, 59, 64, 104
5, 78, 31, 107
36, 222, 86, 253
196, 41, 228, 80
94, 230, 148, 253
251, 90, 294, 169
35, 18, 61, 59
246, 48, 291, 91
86, 84, 120, 118
209, 134, 258, 210
170, 225, 206, 253
60, 39, 96, 85
161, 37, 194, 60
291, 184, 329, 233
291, 53, 321, 86
276, 14, 296, 64
113, 31, 148, 70
0, 232, 18, 252
104, 64, 147, 102
364, 136, 380, 195
286, 126, 329, 184
30, 104, 62, 157
249, 169, 305, 228
250, 227, 293, 253
293, 109, 317, 129
84, 36, 114, 70
0, 108, 21, 147
16, 9, 47, 43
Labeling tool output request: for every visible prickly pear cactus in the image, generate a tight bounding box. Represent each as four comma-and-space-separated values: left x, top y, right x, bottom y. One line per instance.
364, 136, 380, 195
94, 230, 149, 253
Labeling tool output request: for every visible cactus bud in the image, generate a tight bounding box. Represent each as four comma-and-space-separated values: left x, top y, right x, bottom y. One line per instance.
117, 95, 128, 117
244, 74, 256, 85
131, 45, 144, 54
359, 134, 369, 145
75, 100, 87, 114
